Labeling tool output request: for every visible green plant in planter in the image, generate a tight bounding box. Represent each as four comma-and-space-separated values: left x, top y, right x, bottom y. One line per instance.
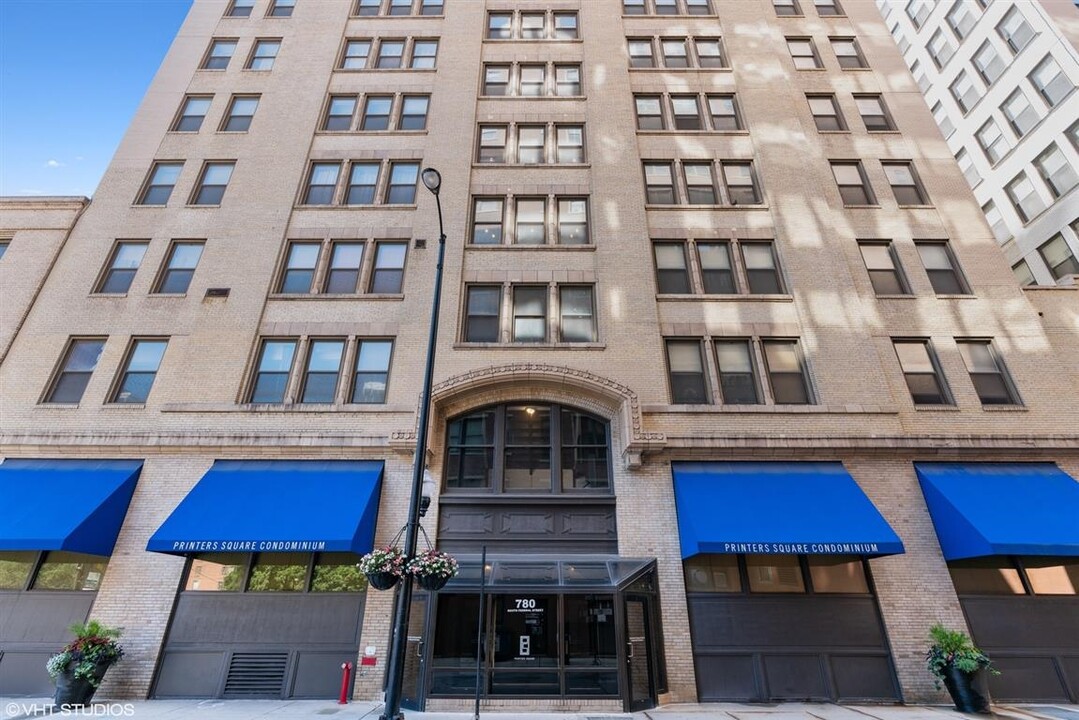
47, 620, 124, 701
925, 624, 995, 686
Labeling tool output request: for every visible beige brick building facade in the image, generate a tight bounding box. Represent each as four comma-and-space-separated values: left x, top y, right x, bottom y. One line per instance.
1, 0, 1077, 711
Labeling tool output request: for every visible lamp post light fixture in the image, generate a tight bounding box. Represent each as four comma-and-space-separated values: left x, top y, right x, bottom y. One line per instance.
379, 168, 447, 720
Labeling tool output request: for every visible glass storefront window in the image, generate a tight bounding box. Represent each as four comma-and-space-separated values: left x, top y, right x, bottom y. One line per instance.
746, 555, 805, 593
564, 595, 617, 667
560, 409, 609, 490
1023, 558, 1079, 595
31, 552, 108, 591
311, 553, 367, 592
247, 552, 308, 592
432, 594, 481, 668
504, 406, 552, 491
445, 409, 496, 489
0, 551, 37, 590
684, 555, 741, 592
949, 558, 1025, 595
492, 594, 557, 667
808, 555, 869, 593
185, 553, 247, 591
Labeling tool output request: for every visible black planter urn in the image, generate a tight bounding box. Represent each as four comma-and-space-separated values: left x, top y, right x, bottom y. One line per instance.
54, 662, 110, 707
415, 573, 450, 591
366, 571, 400, 591
942, 665, 990, 713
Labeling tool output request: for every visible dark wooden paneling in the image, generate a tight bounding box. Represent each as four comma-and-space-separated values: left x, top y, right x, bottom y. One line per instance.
438, 500, 616, 553
0, 591, 95, 696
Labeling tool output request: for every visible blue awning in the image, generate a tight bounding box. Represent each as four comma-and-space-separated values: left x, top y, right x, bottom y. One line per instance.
672, 462, 904, 559
147, 460, 384, 555
915, 462, 1079, 560
0, 459, 142, 556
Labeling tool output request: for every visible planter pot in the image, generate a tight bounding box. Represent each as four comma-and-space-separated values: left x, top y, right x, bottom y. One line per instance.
366, 571, 400, 591
54, 662, 110, 707
415, 573, 450, 591
942, 665, 990, 713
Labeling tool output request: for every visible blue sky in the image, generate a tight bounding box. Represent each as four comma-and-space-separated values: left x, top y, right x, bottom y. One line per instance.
0, 0, 193, 197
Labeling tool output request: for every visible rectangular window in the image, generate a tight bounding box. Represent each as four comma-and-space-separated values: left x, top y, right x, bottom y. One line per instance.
972, 41, 1004, 85
138, 162, 182, 206
513, 286, 548, 342
472, 198, 504, 244
324, 96, 356, 131
410, 40, 438, 69
155, 242, 204, 294
222, 95, 258, 132
487, 12, 512, 39
520, 13, 546, 39
45, 339, 106, 404
956, 148, 980, 188
353, 339, 393, 403
687, 0, 712, 15
269, 0, 295, 17
774, 0, 801, 16
324, 242, 364, 293
982, 200, 1010, 243
932, 101, 954, 138
644, 162, 676, 204
96, 242, 147, 294
247, 39, 281, 70
555, 64, 581, 96
1005, 171, 1047, 223
855, 94, 894, 131
559, 286, 596, 342
814, 0, 842, 15
628, 39, 655, 68
636, 96, 664, 130
945, 0, 975, 39
202, 39, 237, 70
399, 95, 429, 130
808, 95, 845, 131
342, 40, 371, 69
228, 0, 255, 17
1012, 260, 1035, 287
478, 125, 508, 164
666, 340, 709, 404
699, 242, 735, 293
1038, 234, 1079, 280
356, 0, 380, 15
556, 125, 584, 163
300, 340, 345, 404
519, 65, 546, 96
893, 340, 950, 405
723, 162, 761, 205
111, 339, 167, 404
1034, 144, 1078, 198
859, 241, 909, 295
883, 161, 928, 206
0, 241, 7, 261
831, 161, 874, 205
421, 0, 443, 15
997, 7, 1034, 54
916, 241, 969, 294
976, 119, 1012, 166
192, 162, 234, 205
671, 96, 702, 130
742, 242, 784, 294
654, 242, 691, 294
695, 39, 726, 68
927, 30, 955, 68
465, 286, 501, 342
376, 40, 404, 69
385, 162, 419, 204
370, 242, 407, 293
684, 163, 718, 204
279, 242, 320, 294
715, 340, 761, 404
483, 65, 509, 96
1029, 56, 1072, 108
173, 96, 211, 132
517, 126, 546, 164
1001, 90, 1039, 137
762, 339, 811, 404
515, 198, 547, 244
831, 37, 867, 69
346, 162, 379, 205
906, 0, 930, 29
250, 340, 297, 403
957, 340, 1019, 405
361, 96, 392, 131
709, 95, 741, 130
388, 0, 411, 15
304, 162, 340, 205
624, 0, 646, 14
655, 0, 677, 14
558, 198, 589, 245
662, 39, 688, 68
553, 13, 578, 40
950, 71, 980, 114
787, 38, 821, 69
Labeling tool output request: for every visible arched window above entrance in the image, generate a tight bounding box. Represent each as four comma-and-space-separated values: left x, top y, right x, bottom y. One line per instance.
443, 403, 611, 494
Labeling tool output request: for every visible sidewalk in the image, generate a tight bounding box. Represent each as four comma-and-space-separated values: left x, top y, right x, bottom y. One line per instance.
2, 699, 1077, 720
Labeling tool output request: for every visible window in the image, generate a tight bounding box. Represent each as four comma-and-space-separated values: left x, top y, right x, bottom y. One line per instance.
911, 60, 929, 92
279, 242, 320, 293
185, 552, 367, 592
353, 339, 393, 403
389, 0, 411, 15
202, 39, 237, 70
517, 126, 545, 164
636, 96, 664, 130
385, 162, 418, 204
558, 198, 588, 244
111, 339, 167, 404
465, 286, 501, 342
559, 286, 596, 342
521, 13, 546, 39
644, 162, 676, 204
662, 39, 688, 68
997, 7, 1034, 54
808, 95, 845, 131
478, 126, 507, 164
555, 65, 581, 96
656, 0, 677, 14
227, 0, 255, 17
376, 40, 404, 69
155, 242, 204, 294
472, 199, 504, 245
1038, 234, 1079, 280
421, 0, 443, 15
342, 40, 371, 69
1029, 56, 1072, 108
515, 199, 546, 244
883, 161, 928, 206
741, 242, 784, 294
556, 125, 584, 163
250, 340, 297, 403
0, 241, 7, 261
723, 162, 761, 205
976, 118, 1011, 165
304, 162, 340, 205
855, 95, 894, 132
324, 242, 364, 293
695, 39, 726, 68
773, 0, 801, 16
956, 340, 1019, 405
1005, 172, 1047, 223
269, 0, 295, 17
191, 162, 234, 205
356, 0, 380, 16
814, 0, 842, 15
931, 101, 955, 138
666, 340, 709, 403
787, 38, 821, 69
831, 161, 874, 205
361, 96, 392, 131
905, 0, 931, 29
483, 65, 509, 95
512, 286, 547, 342
1012, 260, 1035, 287
972, 41, 1004, 85
714, 340, 761, 404
709, 95, 741, 130
299, 340, 345, 404
399, 96, 428, 131
137, 162, 183, 205
222, 95, 258, 132
1001, 90, 1039, 137
520, 65, 546, 96
553, 13, 578, 40
96, 242, 147, 294
893, 340, 951, 405
916, 241, 969, 294
628, 39, 655, 68
927, 30, 955, 69
44, 339, 105, 403
654, 243, 691, 293
410, 40, 438, 69
31, 553, 109, 591
950, 71, 980, 114
762, 340, 811, 404
247, 39, 280, 70
831, 38, 867, 69
1070, 121, 1079, 152
699, 242, 735, 293
672, 96, 702, 130
324, 96, 357, 131
488, 13, 512, 39
687, 0, 712, 15
684, 163, 717, 204
173, 96, 211, 132
1034, 144, 1078, 198
624, 0, 646, 14
370, 242, 407, 293
956, 148, 980, 188
982, 200, 1010, 243
859, 241, 909, 295
946, 1, 976, 40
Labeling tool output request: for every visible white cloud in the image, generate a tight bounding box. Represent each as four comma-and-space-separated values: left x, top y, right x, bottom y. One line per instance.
45, 159, 65, 168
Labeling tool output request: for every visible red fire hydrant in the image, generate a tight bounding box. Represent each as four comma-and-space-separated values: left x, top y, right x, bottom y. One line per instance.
338, 662, 352, 704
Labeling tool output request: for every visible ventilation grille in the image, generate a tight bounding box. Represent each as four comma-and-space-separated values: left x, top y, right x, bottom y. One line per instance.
223, 652, 288, 697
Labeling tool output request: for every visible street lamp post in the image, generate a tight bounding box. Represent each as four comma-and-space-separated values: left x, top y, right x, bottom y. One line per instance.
379, 167, 447, 720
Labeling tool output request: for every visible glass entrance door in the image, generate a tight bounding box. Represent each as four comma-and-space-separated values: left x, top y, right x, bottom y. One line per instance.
624, 595, 655, 712
401, 594, 428, 710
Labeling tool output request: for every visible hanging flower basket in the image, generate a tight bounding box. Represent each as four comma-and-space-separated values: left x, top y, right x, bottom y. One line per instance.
406, 550, 459, 592
358, 547, 407, 591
